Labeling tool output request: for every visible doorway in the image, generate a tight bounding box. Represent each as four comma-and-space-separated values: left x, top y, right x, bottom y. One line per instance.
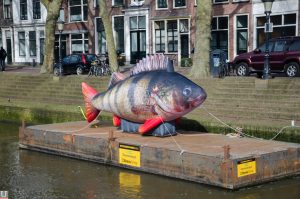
130, 30, 146, 64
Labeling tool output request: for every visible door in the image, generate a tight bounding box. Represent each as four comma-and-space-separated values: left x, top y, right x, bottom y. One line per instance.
269, 40, 286, 71
69, 55, 79, 73
251, 41, 274, 70
130, 30, 146, 64
180, 35, 189, 58
6, 39, 12, 64
129, 16, 146, 64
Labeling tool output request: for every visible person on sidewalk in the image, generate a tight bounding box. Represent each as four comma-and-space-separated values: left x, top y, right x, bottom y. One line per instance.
0, 47, 7, 71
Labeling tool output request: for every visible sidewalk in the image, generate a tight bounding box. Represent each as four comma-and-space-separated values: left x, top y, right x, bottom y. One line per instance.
2, 65, 41, 74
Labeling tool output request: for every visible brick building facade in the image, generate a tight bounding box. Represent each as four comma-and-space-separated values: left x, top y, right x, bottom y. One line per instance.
0, 0, 299, 66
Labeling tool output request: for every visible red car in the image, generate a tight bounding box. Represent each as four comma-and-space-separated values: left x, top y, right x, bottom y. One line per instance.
232, 36, 300, 77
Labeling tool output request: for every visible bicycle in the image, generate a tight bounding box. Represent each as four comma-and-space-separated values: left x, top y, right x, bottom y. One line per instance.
88, 57, 111, 77
218, 60, 230, 78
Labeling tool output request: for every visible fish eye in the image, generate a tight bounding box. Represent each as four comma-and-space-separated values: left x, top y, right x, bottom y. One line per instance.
183, 86, 192, 97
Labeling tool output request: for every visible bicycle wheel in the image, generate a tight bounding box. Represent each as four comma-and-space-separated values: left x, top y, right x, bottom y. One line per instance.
88, 66, 94, 77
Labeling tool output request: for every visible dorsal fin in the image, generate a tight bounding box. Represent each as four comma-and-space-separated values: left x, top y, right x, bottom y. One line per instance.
131, 54, 174, 76
108, 72, 127, 89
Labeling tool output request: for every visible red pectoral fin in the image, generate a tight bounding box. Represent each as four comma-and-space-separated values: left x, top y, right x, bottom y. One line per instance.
138, 117, 164, 135
113, 115, 121, 127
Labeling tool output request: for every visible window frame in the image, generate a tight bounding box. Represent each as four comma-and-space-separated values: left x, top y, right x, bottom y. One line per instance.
156, 0, 168, 10
29, 31, 37, 56
173, 0, 186, 8
255, 13, 297, 48
69, 0, 88, 22
20, 0, 28, 20
213, 0, 229, 4
235, 14, 249, 56
113, 15, 125, 53
113, 0, 124, 6
70, 33, 88, 54
154, 21, 166, 53
32, 0, 41, 20
18, 32, 26, 57
3, 0, 12, 19
211, 15, 229, 55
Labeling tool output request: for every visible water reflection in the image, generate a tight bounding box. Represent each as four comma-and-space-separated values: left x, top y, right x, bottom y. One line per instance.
0, 121, 299, 199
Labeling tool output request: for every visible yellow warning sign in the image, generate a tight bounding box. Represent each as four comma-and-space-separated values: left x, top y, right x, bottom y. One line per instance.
119, 144, 140, 168
237, 158, 256, 177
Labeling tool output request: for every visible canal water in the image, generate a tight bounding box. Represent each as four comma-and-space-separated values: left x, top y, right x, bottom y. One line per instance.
0, 121, 299, 199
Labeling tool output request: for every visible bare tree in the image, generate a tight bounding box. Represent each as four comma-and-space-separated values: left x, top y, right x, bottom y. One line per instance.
40, 0, 63, 74
190, 0, 212, 78
98, 0, 118, 72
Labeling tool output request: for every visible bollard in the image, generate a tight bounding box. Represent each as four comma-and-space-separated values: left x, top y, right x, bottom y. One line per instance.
223, 145, 231, 160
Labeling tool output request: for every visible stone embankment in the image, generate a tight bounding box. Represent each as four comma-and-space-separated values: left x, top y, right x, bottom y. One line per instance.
0, 71, 299, 142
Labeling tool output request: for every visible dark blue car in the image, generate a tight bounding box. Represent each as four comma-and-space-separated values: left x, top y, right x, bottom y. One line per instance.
53, 53, 97, 76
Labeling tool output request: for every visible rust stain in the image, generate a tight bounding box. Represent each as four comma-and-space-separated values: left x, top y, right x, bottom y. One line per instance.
63, 134, 73, 144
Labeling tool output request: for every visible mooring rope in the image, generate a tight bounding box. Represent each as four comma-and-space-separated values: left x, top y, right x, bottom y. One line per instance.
159, 117, 185, 155
201, 106, 300, 140
47, 106, 102, 134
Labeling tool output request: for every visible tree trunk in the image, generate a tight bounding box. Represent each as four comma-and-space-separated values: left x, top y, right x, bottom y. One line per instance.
190, 0, 212, 78
99, 0, 119, 72
40, 0, 63, 74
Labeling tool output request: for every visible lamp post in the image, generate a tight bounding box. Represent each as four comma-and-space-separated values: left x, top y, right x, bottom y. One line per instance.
57, 19, 65, 76
262, 0, 274, 79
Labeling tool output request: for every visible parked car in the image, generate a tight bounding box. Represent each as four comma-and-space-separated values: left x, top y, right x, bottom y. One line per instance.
232, 36, 300, 77
53, 53, 97, 76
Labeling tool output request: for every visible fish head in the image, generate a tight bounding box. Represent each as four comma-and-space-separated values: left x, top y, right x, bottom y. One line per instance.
151, 72, 207, 118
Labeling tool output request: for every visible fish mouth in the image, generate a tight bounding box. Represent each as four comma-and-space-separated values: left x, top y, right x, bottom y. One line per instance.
191, 95, 206, 107
153, 94, 206, 116
152, 94, 182, 116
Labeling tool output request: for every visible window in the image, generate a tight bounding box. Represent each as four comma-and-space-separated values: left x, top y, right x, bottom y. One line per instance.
113, 0, 123, 6
167, 21, 178, 52
33, 0, 41, 19
20, 0, 28, 20
70, 0, 88, 22
157, 0, 167, 9
131, 0, 144, 6
29, 31, 36, 56
256, 13, 297, 47
179, 19, 188, 33
71, 33, 88, 53
4, 0, 11, 19
289, 40, 300, 51
155, 21, 165, 53
19, 32, 26, 56
174, 0, 186, 8
97, 18, 106, 54
130, 16, 146, 30
114, 16, 124, 53
211, 16, 228, 54
58, 8, 64, 21
273, 40, 286, 52
236, 15, 248, 55
213, 0, 228, 3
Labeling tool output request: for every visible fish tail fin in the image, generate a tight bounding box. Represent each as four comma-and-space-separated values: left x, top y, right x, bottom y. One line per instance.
82, 82, 100, 122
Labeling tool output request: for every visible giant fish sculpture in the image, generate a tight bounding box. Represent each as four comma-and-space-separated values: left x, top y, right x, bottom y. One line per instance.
82, 54, 207, 135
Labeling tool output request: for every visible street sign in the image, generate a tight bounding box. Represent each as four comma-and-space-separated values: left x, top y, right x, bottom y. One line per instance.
264, 22, 273, 33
